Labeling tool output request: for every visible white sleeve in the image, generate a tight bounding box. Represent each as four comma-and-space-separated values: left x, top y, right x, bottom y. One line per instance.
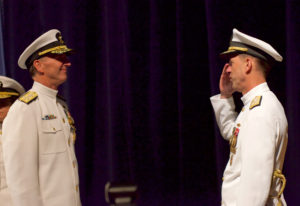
2, 102, 43, 206
210, 94, 238, 140
236, 112, 275, 206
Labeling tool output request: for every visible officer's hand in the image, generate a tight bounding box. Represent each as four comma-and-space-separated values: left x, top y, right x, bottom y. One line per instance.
219, 63, 234, 98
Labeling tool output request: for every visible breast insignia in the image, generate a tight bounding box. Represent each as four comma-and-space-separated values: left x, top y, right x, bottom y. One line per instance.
19, 91, 38, 104
249, 96, 262, 110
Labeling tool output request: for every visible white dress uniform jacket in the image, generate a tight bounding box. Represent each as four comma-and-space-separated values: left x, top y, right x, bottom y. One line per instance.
2, 81, 81, 206
0, 126, 13, 206
210, 83, 288, 206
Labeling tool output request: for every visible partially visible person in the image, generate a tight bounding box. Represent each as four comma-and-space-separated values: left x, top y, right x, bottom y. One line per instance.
210, 28, 288, 206
0, 76, 25, 206
2, 29, 81, 206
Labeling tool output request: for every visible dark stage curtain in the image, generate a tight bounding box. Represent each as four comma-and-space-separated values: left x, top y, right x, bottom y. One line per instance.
1, 0, 299, 205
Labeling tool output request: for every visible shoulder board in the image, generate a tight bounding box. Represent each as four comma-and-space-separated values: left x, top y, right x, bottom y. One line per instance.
57, 94, 66, 102
249, 96, 262, 110
19, 91, 38, 104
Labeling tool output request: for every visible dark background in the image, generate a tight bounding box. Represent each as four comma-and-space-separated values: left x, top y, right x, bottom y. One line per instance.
1, 0, 299, 205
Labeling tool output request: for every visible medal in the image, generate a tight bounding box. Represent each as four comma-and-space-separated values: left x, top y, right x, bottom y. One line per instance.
229, 127, 239, 165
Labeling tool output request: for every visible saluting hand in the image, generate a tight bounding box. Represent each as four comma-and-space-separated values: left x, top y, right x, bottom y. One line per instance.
219, 63, 234, 98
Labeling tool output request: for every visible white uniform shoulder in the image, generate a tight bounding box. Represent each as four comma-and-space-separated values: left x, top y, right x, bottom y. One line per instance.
5, 91, 38, 119
248, 91, 285, 121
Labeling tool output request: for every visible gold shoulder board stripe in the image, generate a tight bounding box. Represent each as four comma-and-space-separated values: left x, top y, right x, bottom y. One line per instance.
249, 96, 262, 110
19, 91, 38, 104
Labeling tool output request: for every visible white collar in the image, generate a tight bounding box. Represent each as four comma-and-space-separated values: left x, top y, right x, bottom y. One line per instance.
32, 81, 58, 98
241, 82, 270, 105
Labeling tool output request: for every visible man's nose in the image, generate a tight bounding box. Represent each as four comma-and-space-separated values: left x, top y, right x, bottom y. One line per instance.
62, 57, 71, 67
64, 61, 71, 67
226, 66, 231, 73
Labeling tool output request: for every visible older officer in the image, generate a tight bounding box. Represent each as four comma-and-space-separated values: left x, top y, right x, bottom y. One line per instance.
0, 76, 25, 206
2, 29, 81, 206
210, 29, 288, 206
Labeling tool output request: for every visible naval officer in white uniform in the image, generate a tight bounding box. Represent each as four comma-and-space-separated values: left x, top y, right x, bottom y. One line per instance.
210, 29, 288, 206
0, 76, 25, 206
2, 29, 81, 206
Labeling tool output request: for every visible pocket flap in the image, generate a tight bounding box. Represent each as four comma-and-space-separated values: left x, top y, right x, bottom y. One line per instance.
41, 119, 63, 133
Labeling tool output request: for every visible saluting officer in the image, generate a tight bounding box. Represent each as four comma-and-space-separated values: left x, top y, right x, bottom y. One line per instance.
0, 76, 25, 206
2, 29, 81, 206
210, 29, 288, 206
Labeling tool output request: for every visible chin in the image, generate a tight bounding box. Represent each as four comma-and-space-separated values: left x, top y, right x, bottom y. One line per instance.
232, 84, 237, 91
57, 76, 67, 86
61, 74, 68, 81
60, 78, 67, 84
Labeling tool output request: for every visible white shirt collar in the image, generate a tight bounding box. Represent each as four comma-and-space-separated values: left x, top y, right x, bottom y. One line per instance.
32, 81, 58, 98
241, 82, 270, 105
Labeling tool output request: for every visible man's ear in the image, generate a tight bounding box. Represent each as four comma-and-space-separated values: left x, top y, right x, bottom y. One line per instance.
33, 60, 44, 74
245, 57, 253, 74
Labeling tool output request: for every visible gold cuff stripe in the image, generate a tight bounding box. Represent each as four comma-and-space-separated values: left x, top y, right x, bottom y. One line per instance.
227, 46, 248, 52
0, 92, 19, 96
38, 45, 70, 56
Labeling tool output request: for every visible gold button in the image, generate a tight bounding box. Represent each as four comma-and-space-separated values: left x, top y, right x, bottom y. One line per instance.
76, 185, 79, 192
242, 107, 245, 112
68, 138, 71, 146
237, 123, 241, 127
53, 128, 56, 131
62, 118, 65, 123
73, 161, 76, 168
